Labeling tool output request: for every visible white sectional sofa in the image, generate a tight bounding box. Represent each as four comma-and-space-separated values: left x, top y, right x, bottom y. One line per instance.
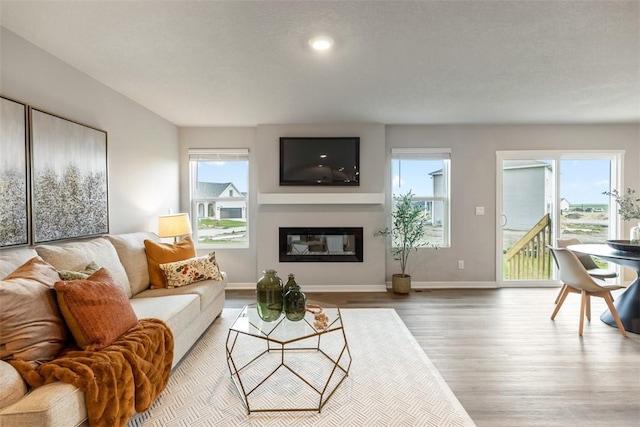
0, 232, 227, 427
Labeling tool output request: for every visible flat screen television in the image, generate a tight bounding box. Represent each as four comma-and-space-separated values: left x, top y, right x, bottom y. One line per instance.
279, 137, 360, 186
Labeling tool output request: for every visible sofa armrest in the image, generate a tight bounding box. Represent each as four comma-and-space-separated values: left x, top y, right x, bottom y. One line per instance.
0, 360, 27, 410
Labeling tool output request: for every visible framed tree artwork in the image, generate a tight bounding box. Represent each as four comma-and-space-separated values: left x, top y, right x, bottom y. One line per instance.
0, 96, 29, 247
30, 108, 108, 243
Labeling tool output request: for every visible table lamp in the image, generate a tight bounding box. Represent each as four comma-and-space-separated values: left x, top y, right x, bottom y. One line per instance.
158, 213, 192, 242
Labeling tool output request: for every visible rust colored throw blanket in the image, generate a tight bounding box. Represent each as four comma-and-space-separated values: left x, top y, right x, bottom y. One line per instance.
10, 318, 174, 427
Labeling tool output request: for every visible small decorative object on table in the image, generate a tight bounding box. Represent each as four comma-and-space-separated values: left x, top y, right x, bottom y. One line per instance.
603, 187, 640, 244
256, 269, 283, 321
631, 224, 640, 245
306, 303, 329, 330
283, 274, 307, 321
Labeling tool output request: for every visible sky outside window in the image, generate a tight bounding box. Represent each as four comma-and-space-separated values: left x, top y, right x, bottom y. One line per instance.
392, 159, 442, 196
559, 159, 610, 204
197, 161, 248, 190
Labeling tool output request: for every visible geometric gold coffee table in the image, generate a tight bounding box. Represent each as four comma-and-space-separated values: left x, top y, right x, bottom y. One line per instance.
226, 302, 351, 414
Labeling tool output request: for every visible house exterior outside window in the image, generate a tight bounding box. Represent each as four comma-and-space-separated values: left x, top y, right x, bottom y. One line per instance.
391, 148, 451, 247
189, 149, 249, 248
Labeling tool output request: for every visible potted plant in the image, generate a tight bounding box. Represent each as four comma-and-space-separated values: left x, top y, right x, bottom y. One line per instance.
603, 187, 640, 244
376, 191, 433, 294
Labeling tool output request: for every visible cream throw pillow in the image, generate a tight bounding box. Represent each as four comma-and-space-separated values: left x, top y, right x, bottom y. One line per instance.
36, 238, 132, 298
159, 252, 223, 288
57, 261, 101, 280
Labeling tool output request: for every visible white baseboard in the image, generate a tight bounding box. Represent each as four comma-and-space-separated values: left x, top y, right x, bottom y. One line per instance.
226, 281, 563, 292
410, 281, 564, 289
226, 282, 387, 292
408, 281, 498, 289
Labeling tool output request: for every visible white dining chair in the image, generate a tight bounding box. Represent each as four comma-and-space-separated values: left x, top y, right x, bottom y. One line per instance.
553, 238, 618, 304
549, 246, 627, 337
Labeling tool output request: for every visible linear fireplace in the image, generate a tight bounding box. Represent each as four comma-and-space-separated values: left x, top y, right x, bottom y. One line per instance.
279, 227, 364, 262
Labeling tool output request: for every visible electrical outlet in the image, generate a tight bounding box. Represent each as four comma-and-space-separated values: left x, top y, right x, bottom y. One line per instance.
475, 206, 485, 215
458, 260, 464, 269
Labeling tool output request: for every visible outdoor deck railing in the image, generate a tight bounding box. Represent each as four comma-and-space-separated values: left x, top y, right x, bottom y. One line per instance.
505, 213, 553, 280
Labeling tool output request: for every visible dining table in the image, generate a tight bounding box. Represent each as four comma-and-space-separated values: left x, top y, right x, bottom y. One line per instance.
568, 243, 640, 334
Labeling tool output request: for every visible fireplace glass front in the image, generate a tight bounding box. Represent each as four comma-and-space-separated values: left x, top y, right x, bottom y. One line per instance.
279, 227, 363, 262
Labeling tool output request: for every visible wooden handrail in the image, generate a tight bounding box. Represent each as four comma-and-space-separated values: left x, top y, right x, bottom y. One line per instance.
505, 214, 551, 259
505, 213, 553, 280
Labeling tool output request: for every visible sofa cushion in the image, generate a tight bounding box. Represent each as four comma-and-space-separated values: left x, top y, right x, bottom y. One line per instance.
0, 257, 68, 367
0, 248, 38, 279
144, 237, 196, 289
57, 261, 101, 281
130, 294, 199, 335
36, 238, 132, 298
134, 274, 226, 312
54, 268, 138, 351
104, 232, 159, 296
159, 252, 223, 288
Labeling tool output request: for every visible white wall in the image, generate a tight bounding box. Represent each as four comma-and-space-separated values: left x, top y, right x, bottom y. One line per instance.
386, 124, 640, 285
179, 124, 388, 289
178, 127, 258, 284
9, 25, 635, 287
0, 28, 179, 234
180, 123, 638, 288
255, 124, 387, 290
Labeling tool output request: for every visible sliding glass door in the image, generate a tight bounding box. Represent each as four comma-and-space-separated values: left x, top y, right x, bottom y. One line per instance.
497, 151, 623, 286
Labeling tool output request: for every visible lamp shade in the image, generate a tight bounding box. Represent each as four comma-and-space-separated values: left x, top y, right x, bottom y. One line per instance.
158, 213, 192, 239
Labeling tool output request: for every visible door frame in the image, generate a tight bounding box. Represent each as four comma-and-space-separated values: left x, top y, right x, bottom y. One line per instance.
496, 150, 625, 287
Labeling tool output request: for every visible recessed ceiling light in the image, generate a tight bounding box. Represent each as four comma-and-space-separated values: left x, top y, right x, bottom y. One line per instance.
309, 35, 334, 51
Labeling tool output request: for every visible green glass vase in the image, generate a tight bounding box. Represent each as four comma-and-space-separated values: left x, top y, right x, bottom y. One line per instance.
283, 276, 307, 321
283, 273, 297, 296
256, 269, 283, 321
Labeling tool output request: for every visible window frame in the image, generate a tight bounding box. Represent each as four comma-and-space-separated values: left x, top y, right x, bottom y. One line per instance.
188, 148, 250, 249
390, 148, 451, 247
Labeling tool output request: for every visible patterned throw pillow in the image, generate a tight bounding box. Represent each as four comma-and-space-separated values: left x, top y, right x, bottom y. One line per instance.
159, 252, 223, 288
57, 261, 101, 280
144, 237, 196, 289
0, 257, 68, 367
54, 268, 138, 351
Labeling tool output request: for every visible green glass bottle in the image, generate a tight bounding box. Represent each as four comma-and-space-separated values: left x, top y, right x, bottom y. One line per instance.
283, 273, 297, 296
256, 269, 283, 321
283, 276, 307, 321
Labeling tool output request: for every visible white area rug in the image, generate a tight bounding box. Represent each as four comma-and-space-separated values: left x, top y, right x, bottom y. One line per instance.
127, 308, 475, 427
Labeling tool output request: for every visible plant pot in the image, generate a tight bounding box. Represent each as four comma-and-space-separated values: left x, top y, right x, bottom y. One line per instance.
391, 274, 411, 294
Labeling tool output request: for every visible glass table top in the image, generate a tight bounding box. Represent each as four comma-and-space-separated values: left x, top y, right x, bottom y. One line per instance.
229, 302, 343, 344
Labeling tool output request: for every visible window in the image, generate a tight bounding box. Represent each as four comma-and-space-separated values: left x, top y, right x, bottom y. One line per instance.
391, 148, 451, 247
189, 149, 249, 248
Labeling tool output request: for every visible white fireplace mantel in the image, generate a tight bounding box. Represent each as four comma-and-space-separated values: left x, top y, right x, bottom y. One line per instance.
257, 192, 385, 205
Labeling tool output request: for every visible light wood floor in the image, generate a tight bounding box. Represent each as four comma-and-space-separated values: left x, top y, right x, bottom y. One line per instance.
225, 287, 640, 427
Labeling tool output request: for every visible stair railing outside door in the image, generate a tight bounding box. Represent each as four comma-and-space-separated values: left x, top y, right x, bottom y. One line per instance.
504, 213, 553, 280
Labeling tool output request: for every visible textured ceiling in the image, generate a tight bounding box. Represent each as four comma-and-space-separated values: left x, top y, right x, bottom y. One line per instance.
1, 1, 639, 126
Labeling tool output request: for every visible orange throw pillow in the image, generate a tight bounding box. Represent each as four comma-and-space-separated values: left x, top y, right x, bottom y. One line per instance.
54, 268, 138, 351
144, 237, 196, 289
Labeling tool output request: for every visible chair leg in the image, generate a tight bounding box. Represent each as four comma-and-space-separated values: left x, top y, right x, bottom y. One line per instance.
579, 290, 587, 336
586, 295, 591, 321
603, 292, 627, 337
551, 285, 570, 320
554, 284, 566, 304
